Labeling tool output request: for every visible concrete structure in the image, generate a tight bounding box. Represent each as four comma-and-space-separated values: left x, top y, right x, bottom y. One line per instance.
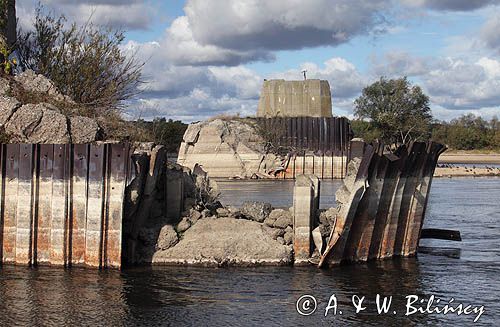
292, 175, 316, 263
177, 117, 352, 179
257, 79, 332, 118
318, 140, 446, 267
0, 143, 129, 268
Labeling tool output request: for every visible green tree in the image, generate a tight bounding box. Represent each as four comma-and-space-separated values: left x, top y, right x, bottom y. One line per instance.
16, 5, 143, 114
354, 77, 432, 146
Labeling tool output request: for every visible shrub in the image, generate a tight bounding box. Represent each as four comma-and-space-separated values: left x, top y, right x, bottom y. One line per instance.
16, 5, 143, 116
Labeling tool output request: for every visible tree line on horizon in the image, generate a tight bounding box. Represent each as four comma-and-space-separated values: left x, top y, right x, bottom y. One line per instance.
351, 77, 499, 151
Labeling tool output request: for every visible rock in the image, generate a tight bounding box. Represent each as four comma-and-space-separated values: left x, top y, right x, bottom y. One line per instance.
216, 207, 230, 218
263, 225, 286, 240
0, 96, 20, 126
240, 201, 273, 223
156, 225, 179, 250
226, 206, 244, 218
189, 209, 202, 224
177, 119, 287, 178
283, 231, 293, 245
5, 103, 71, 143
183, 122, 202, 144
152, 218, 292, 266
14, 70, 73, 103
69, 116, 100, 143
276, 236, 285, 245
176, 217, 191, 233
270, 209, 293, 229
0, 78, 10, 96
263, 215, 276, 227
319, 207, 337, 227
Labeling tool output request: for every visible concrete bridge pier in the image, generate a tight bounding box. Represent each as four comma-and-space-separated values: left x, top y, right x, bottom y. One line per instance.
293, 174, 320, 264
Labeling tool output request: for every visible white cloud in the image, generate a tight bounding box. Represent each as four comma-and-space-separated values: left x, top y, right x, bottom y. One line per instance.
162, 16, 273, 66
423, 57, 500, 109
371, 51, 433, 77
480, 13, 500, 54
184, 0, 390, 52
271, 57, 369, 99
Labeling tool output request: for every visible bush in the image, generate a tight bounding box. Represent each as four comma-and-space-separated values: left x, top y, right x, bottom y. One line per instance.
16, 5, 143, 116
354, 77, 432, 146
431, 114, 499, 150
133, 118, 188, 153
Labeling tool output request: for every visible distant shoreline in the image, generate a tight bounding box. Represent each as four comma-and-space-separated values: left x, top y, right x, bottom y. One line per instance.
438, 153, 500, 165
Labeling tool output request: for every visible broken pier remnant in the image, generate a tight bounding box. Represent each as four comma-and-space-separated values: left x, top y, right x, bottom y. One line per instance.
316, 140, 446, 267
293, 175, 319, 263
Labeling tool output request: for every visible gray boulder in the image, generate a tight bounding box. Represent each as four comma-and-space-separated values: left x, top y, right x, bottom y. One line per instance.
240, 201, 273, 223
14, 70, 73, 103
0, 78, 10, 96
271, 209, 293, 229
263, 225, 286, 240
176, 217, 191, 233
5, 103, 71, 143
188, 209, 202, 224
69, 116, 100, 143
216, 207, 230, 218
0, 96, 20, 125
155, 225, 179, 250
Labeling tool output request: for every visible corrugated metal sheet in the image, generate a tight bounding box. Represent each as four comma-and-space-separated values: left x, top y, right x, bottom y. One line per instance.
255, 117, 353, 154
0, 143, 130, 269
319, 140, 446, 267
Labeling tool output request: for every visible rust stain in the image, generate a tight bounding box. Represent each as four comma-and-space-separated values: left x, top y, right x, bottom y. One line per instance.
0, 143, 130, 269
319, 141, 445, 267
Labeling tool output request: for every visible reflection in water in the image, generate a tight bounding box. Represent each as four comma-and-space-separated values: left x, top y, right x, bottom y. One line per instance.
0, 267, 127, 326
0, 178, 498, 326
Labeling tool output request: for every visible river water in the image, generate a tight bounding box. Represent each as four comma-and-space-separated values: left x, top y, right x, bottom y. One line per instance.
0, 177, 498, 326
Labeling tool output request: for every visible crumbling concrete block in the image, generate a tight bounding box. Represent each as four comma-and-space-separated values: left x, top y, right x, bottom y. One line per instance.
257, 79, 332, 118
292, 174, 315, 263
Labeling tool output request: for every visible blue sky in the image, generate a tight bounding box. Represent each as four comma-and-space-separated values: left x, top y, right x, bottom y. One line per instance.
17, 0, 500, 122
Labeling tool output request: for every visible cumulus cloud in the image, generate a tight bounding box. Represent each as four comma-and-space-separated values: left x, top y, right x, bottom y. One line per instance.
369, 51, 500, 112
162, 16, 273, 66
183, 0, 389, 52
423, 57, 500, 109
123, 38, 264, 121
271, 57, 368, 99
371, 51, 433, 77
480, 13, 500, 54
154, 0, 392, 66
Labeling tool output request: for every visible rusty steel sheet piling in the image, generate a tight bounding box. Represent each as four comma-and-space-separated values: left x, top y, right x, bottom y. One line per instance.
0, 143, 130, 269
318, 140, 445, 267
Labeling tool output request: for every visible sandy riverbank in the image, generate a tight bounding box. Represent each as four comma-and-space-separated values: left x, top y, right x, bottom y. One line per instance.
438, 153, 500, 164
435, 152, 500, 177
434, 165, 500, 177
